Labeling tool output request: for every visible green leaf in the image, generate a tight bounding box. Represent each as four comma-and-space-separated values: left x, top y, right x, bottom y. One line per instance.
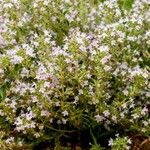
123, 0, 134, 10
0, 86, 6, 102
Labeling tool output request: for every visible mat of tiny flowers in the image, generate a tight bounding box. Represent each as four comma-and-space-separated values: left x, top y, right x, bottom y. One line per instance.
0, 0, 150, 149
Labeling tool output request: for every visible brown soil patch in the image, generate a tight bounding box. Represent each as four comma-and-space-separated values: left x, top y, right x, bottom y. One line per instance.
131, 134, 150, 150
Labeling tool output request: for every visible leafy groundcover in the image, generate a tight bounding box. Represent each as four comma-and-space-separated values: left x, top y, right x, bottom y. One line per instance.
0, 0, 150, 149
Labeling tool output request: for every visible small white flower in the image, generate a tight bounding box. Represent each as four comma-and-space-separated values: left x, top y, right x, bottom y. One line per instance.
122, 89, 129, 96
0, 110, 4, 116
120, 112, 125, 118
143, 121, 148, 126
122, 103, 127, 109
62, 110, 69, 116
86, 74, 91, 79
79, 89, 83, 95
30, 122, 36, 128
33, 2, 38, 8
5, 137, 14, 144
127, 138, 132, 144
43, 1, 49, 6
108, 138, 113, 146
57, 120, 61, 124
39, 125, 44, 130
4, 3, 13, 8
75, 96, 79, 101
142, 128, 146, 133
50, 118, 53, 123
98, 45, 109, 52
132, 113, 139, 119
0, 68, 4, 74
10, 101, 17, 109
112, 115, 117, 122
34, 133, 40, 138
62, 118, 67, 124
104, 65, 111, 71
64, 0, 70, 3
55, 102, 60, 107
15, 117, 23, 126
101, 55, 111, 65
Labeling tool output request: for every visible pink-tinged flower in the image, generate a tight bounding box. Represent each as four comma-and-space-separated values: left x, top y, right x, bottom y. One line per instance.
108, 138, 113, 146
11, 55, 23, 64
101, 55, 111, 65
141, 107, 148, 115
26, 111, 34, 121
41, 110, 51, 117
95, 115, 103, 122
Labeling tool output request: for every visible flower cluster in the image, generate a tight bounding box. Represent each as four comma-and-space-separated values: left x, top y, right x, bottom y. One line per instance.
0, 0, 149, 149
108, 135, 132, 150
